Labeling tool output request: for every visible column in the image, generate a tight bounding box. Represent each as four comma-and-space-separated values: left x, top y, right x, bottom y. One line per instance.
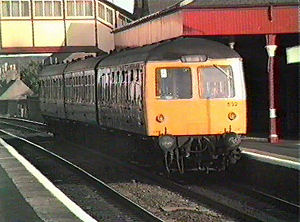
265, 34, 279, 143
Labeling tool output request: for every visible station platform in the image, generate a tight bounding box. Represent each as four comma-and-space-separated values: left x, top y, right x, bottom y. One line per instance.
241, 138, 300, 169
0, 139, 86, 222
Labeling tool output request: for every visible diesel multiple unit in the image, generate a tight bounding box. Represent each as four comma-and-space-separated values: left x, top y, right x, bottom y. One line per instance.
39, 37, 247, 173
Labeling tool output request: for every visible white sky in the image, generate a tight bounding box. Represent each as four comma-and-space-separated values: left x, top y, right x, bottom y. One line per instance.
107, 0, 135, 13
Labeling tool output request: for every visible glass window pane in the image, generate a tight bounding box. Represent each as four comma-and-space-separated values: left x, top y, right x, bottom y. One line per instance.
85, 0, 92, 16
76, 0, 84, 16
44, 1, 52, 16
2, 1, 11, 17
12, 1, 19, 17
67, 1, 75, 16
35, 1, 43, 16
200, 66, 235, 99
118, 14, 126, 27
98, 3, 105, 20
106, 8, 113, 24
156, 68, 192, 100
21, 1, 29, 16
53, 1, 61, 16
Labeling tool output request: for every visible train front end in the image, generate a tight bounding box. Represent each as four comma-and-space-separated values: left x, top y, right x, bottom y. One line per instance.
145, 55, 246, 173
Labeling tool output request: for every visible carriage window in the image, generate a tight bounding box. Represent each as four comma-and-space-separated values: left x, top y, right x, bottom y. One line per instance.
155, 68, 192, 100
199, 65, 235, 99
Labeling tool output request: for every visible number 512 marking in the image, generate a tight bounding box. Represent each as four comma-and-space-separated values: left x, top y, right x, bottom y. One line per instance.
227, 102, 238, 107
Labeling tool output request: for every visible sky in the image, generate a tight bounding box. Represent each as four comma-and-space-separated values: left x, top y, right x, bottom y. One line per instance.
107, 0, 135, 13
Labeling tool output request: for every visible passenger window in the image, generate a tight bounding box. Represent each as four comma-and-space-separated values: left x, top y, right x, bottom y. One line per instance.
155, 68, 192, 100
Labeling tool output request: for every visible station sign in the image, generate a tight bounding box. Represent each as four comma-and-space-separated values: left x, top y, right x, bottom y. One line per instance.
286, 45, 300, 64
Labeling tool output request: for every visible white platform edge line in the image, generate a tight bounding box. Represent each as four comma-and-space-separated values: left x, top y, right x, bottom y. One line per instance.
241, 150, 300, 170
0, 116, 46, 126
0, 136, 97, 222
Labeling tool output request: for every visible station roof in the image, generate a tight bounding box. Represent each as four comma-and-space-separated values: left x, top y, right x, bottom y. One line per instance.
142, 0, 299, 15
114, 0, 299, 49
0, 80, 33, 101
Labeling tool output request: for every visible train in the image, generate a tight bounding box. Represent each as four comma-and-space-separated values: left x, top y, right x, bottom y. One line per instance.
39, 37, 247, 173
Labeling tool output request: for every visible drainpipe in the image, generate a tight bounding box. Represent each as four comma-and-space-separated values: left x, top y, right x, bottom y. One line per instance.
265, 34, 279, 143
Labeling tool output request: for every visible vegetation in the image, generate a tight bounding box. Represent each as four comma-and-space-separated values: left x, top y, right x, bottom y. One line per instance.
20, 61, 43, 94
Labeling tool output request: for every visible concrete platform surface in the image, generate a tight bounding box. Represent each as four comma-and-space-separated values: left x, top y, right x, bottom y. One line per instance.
241, 139, 300, 170
0, 140, 87, 222
241, 139, 299, 159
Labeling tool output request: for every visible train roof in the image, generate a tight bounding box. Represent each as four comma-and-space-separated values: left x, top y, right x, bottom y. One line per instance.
64, 55, 107, 73
40, 63, 67, 77
98, 37, 241, 67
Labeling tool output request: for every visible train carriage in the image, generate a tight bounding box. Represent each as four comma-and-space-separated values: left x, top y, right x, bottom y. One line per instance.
64, 57, 104, 125
39, 63, 67, 120
39, 37, 247, 173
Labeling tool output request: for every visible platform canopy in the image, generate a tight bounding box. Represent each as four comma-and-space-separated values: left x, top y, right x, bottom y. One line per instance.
114, 0, 299, 49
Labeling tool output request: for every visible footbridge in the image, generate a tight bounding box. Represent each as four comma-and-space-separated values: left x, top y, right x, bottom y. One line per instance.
0, 0, 133, 54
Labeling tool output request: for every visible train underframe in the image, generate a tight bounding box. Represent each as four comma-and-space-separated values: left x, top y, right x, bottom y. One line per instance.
157, 133, 242, 174
44, 116, 242, 174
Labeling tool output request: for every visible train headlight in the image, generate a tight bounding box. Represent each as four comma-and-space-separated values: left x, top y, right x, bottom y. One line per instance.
159, 135, 176, 151
228, 112, 237, 120
156, 114, 165, 123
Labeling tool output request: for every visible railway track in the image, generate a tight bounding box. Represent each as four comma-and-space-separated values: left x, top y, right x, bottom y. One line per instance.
0, 118, 163, 222
0, 117, 299, 222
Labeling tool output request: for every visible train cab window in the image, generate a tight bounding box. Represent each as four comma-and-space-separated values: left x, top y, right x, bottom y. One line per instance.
199, 65, 235, 99
155, 68, 192, 100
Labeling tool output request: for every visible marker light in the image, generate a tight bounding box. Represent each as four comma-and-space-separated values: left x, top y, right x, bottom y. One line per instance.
156, 114, 165, 123
228, 112, 237, 120
180, 55, 207, 63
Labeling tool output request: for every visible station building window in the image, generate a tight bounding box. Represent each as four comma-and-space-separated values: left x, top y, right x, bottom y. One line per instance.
117, 13, 132, 28
97, 1, 114, 26
106, 7, 113, 24
97, 2, 105, 20
118, 14, 126, 27
34, 0, 62, 17
66, 0, 93, 17
1, 0, 30, 17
